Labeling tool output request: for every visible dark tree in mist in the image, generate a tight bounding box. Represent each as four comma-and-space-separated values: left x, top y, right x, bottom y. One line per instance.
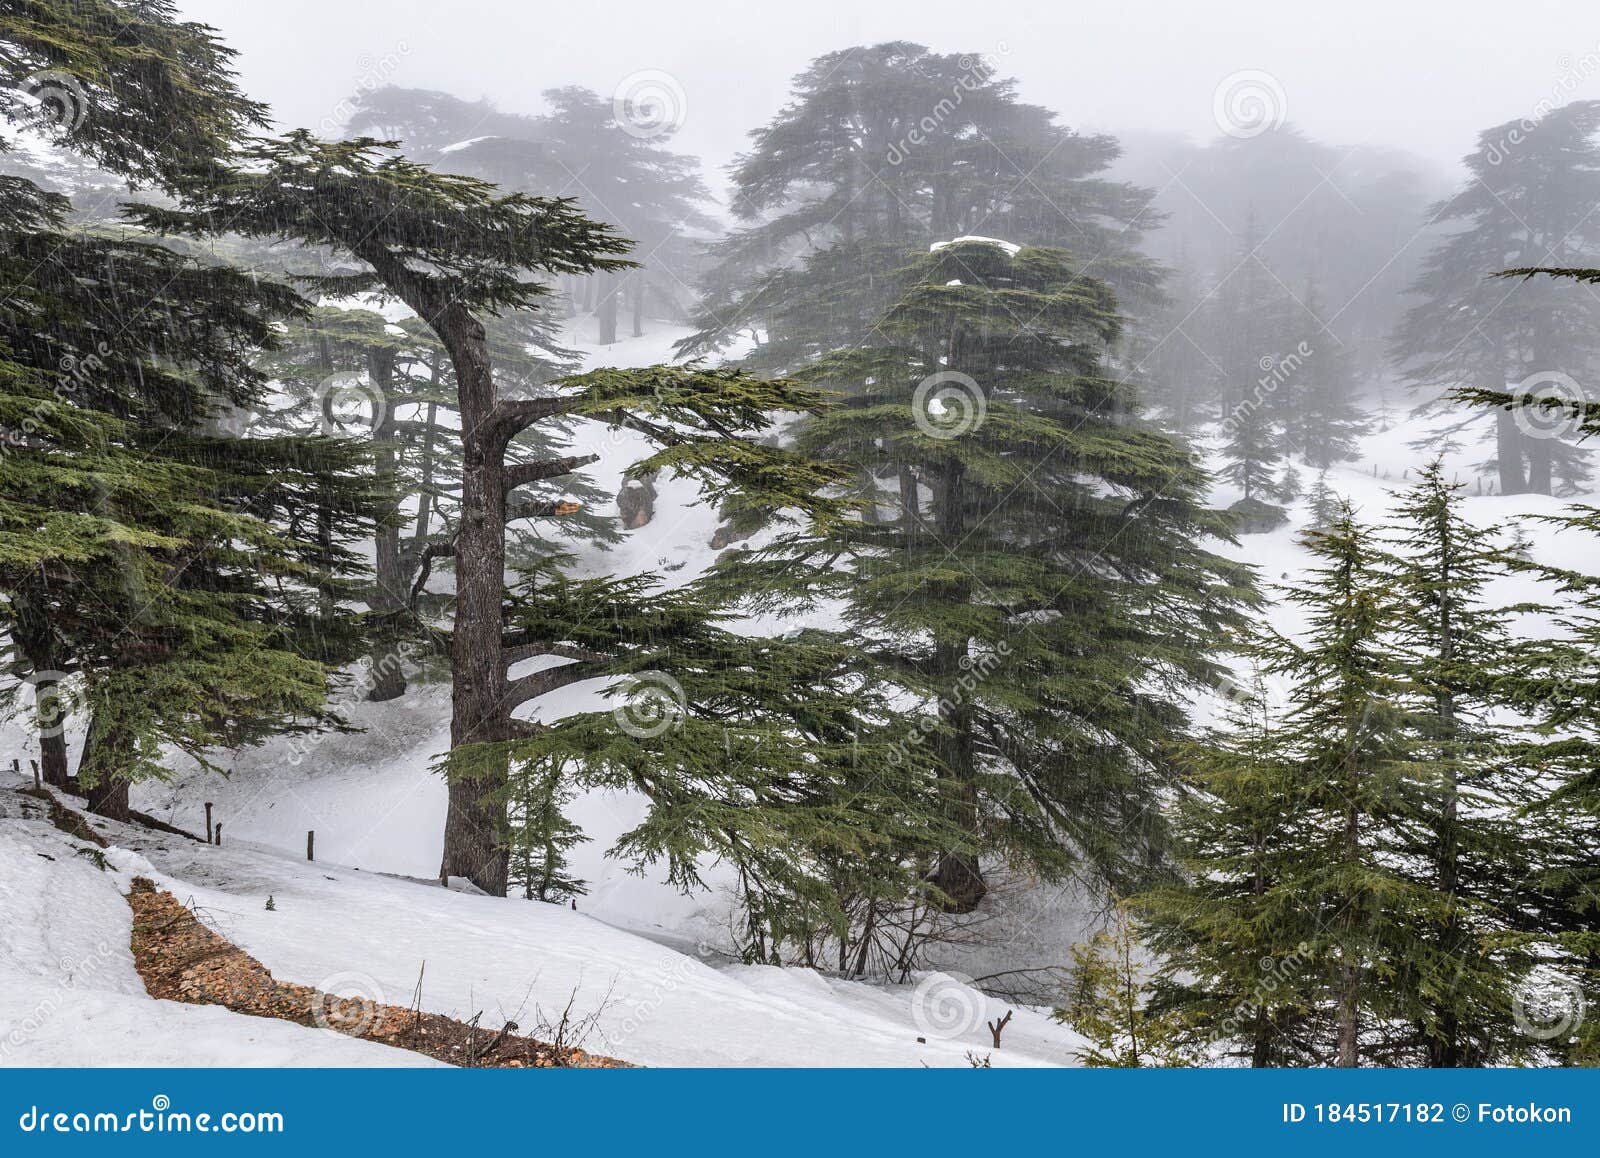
1393, 101, 1600, 496
137, 133, 849, 894
348, 84, 717, 344
772, 239, 1250, 913
680, 42, 1162, 365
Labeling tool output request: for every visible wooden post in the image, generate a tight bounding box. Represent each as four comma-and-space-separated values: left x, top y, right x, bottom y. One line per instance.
214, 823, 222, 847
30, 759, 40, 790
204, 802, 214, 845
307, 830, 315, 862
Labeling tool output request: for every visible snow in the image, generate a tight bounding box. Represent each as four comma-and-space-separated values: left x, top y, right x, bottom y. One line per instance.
0, 318, 1083, 1067
3, 310, 1593, 1068
437, 136, 495, 155
0, 773, 1079, 1067
930, 235, 1022, 256
0, 785, 439, 1067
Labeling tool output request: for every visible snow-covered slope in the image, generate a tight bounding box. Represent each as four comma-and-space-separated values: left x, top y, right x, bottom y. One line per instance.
3, 313, 1592, 1066
0, 783, 439, 1067
0, 772, 1079, 1067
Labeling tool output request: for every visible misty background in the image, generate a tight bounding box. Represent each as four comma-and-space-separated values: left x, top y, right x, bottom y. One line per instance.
176, 0, 1600, 183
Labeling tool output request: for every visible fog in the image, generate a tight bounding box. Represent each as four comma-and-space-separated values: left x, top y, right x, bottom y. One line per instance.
177, 0, 1600, 193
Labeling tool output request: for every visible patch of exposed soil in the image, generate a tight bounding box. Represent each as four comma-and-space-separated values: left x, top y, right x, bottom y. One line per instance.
17, 786, 108, 847
126, 877, 628, 1068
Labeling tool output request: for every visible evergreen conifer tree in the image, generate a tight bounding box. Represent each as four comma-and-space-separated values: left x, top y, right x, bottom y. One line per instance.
137, 134, 867, 896
765, 239, 1251, 917
1392, 102, 1600, 495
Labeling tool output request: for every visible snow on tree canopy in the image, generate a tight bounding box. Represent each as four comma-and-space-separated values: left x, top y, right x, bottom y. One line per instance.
929, 235, 1022, 256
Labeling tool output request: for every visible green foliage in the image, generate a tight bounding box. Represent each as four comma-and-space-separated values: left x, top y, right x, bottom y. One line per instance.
507, 757, 589, 904
737, 238, 1255, 938
0, 0, 266, 191
1141, 484, 1549, 1067
680, 43, 1161, 365
125, 129, 634, 319
449, 563, 969, 962
1, 172, 379, 796
1057, 905, 1189, 1067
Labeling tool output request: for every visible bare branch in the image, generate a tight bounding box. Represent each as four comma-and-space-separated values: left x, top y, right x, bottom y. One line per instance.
503, 661, 609, 709
505, 499, 583, 523
409, 538, 456, 609
504, 454, 600, 492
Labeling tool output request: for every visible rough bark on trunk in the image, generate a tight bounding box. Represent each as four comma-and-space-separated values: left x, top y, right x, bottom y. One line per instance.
39, 727, 70, 789
85, 777, 130, 822
356, 250, 599, 898
411, 395, 439, 548
366, 346, 407, 702
1525, 435, 1553, 496
434, 303, 513, 895
79, 709, 131, 821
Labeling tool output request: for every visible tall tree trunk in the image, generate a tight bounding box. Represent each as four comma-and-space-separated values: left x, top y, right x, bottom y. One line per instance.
1495, 409, 1527, 495
79, 708, 131, 822
39, 727, 70, 789
631, 274, 645, 338
435, 304, 512, 896
15, 604, 73, 788
597, 274, 619, 346
1336, 960, 1360, 1066
925, 458, 985, 913
1525, 435, 1553, 496
366, 347, 407, 702
84, 777, 129, 822
411, 403, 438, 547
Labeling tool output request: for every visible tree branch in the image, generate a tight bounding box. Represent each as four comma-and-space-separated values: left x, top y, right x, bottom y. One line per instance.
502, 641, 613, 667
505, 499, 583, 523
409, 538, 456, 609
503, 661, 609, 709
504, 454, 600, 492
489, 397, 577, 438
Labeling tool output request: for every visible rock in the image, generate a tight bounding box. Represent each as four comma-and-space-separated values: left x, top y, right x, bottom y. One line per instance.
1228, 495, 1290, 535
617, 471, 658, 530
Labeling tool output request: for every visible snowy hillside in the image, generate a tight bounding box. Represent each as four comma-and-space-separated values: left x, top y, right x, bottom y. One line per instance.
0, 769, 1080, 1067
1, 319, 1591, 1068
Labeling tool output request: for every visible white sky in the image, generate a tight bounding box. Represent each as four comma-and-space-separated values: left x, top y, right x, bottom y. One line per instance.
178, 0, 1600, 196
